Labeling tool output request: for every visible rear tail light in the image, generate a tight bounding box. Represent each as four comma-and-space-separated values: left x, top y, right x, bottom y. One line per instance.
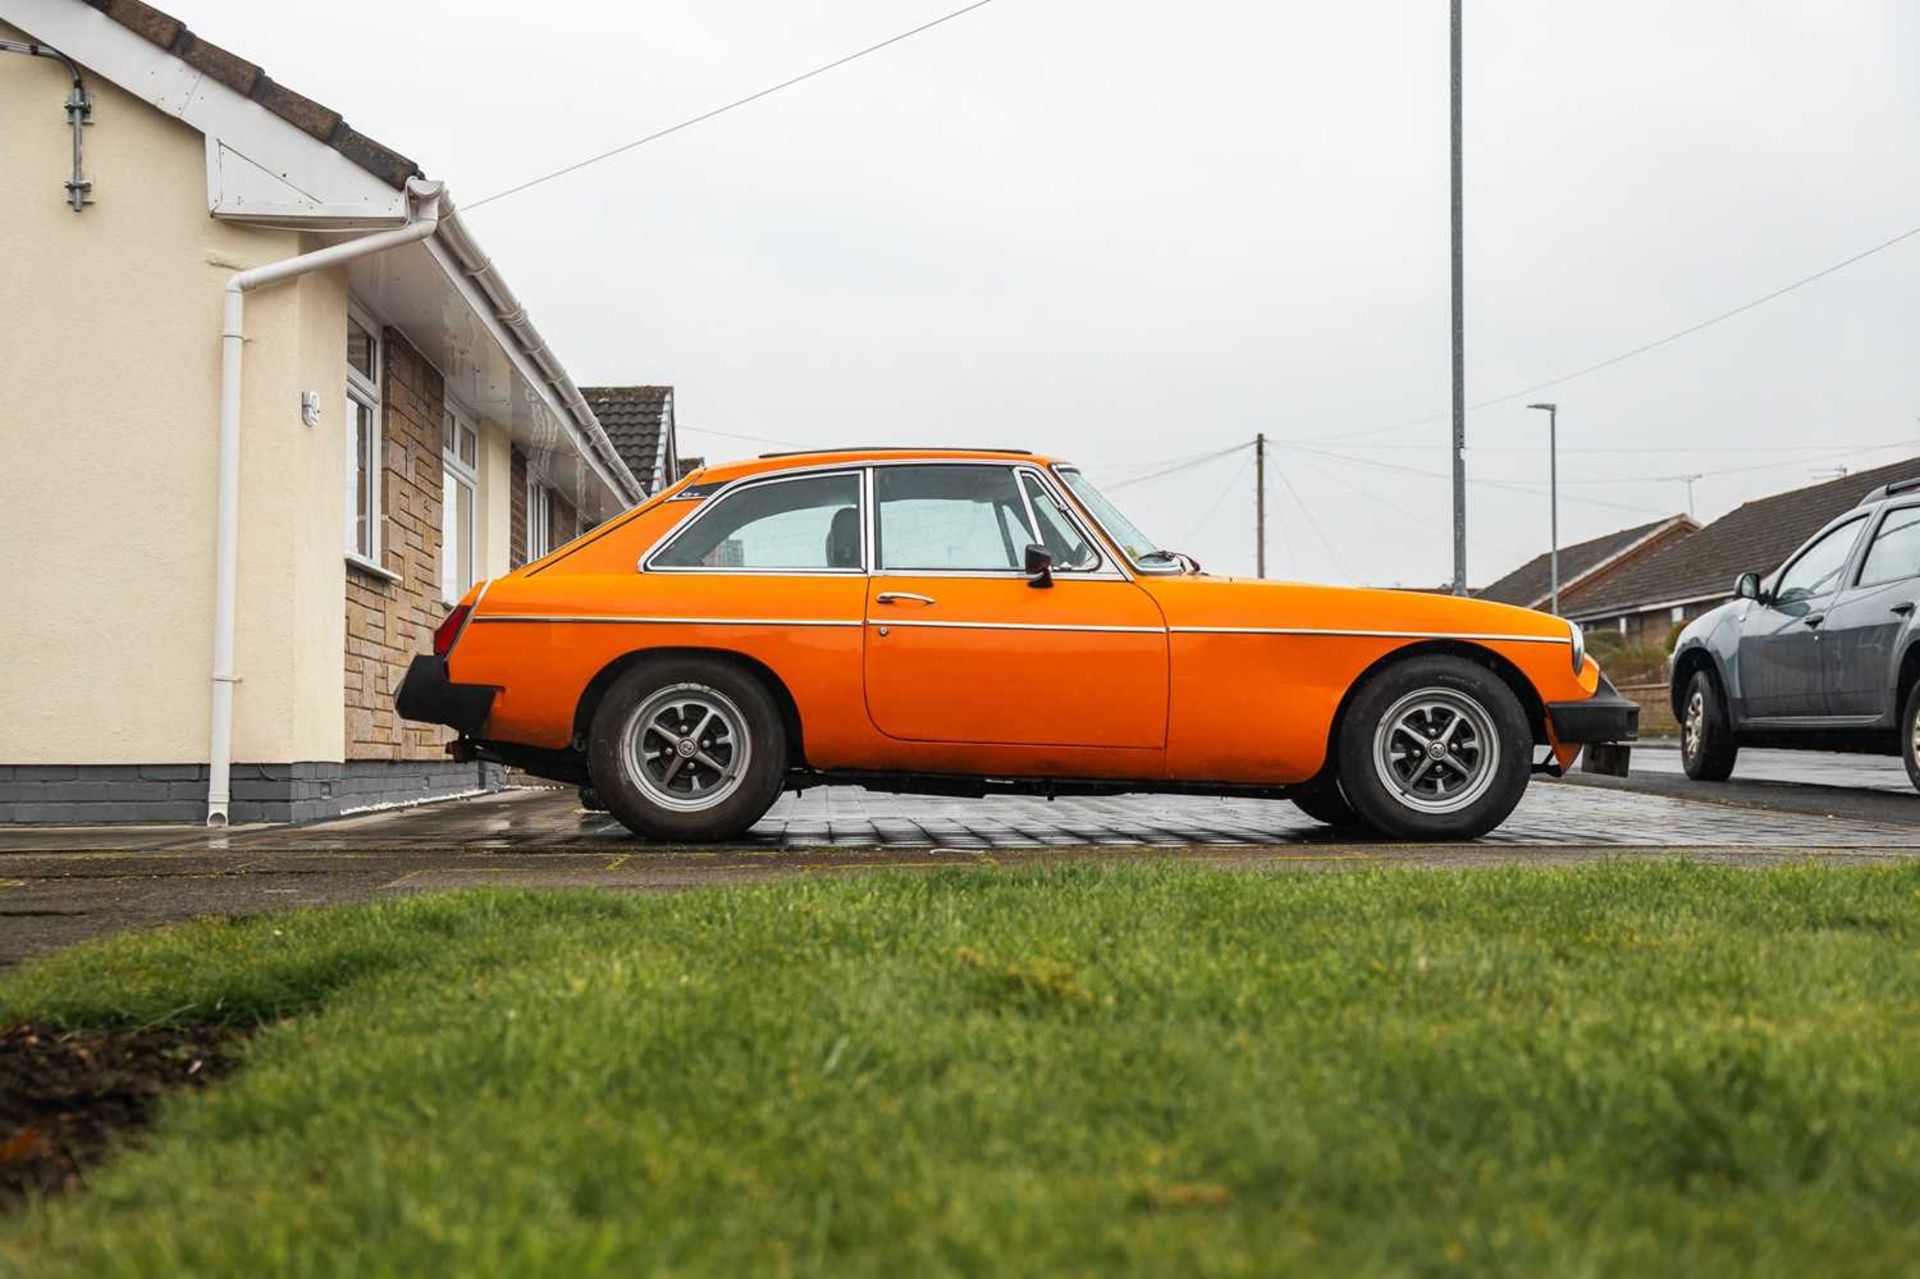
433, 604, 471, 657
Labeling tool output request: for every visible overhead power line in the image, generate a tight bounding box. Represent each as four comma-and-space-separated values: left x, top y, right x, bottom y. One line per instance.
1276, 441, 1668, 517
467, 0, 1002, 211
676, 423, 803, 447
1105, 442, 1253, 490
1305, 217, 1920, 445
1509, 440, 1920, 486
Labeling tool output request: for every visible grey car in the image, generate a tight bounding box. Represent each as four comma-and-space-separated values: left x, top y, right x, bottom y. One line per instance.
1670, 476, 1920, 790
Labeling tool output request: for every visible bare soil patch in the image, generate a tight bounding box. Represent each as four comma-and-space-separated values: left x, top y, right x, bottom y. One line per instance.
0, 1022, 242, 1210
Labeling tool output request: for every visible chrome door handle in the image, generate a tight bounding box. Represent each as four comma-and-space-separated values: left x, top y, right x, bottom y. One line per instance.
875, 592, 936, 606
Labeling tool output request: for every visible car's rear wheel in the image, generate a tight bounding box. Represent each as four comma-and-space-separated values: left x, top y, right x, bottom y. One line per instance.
588, 657, 788, 842
1336, 655, 1531, 841
1679, 668, 1737, 782
1289, 781, 1368, 831
1899, 681, 1920, 794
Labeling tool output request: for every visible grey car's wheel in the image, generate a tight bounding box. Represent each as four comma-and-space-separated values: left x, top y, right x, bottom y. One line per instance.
1336, 656, 1531, 841
1900, 681, 1920, 795
1290, 781, 1369, 830
588, 657, 788, 842
1679, 669, 1737, 782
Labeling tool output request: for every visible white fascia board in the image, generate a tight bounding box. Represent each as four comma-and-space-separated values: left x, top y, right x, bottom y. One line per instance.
4, 0, 404, 223
421, 236, 630, 511
651, 390, 674, 492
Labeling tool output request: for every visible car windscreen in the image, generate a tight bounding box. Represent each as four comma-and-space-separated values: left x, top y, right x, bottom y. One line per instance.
1055, 467, 1165, 567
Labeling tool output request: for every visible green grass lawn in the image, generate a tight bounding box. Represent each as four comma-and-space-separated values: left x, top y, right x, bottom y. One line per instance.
4, 861, 1920, 1277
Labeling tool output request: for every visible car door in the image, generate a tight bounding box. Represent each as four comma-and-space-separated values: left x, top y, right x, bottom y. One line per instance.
1822, 504, 1920, 719
862, 462, 1169, 748
1738, 514, 1868, 719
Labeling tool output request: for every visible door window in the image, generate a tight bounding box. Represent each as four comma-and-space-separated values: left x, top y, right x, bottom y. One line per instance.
652, 472, 863, 570
1773, 516, 1866, 605
875, 465, 1034, 572
1020, 474, 1099, 570
1857, 507, 1920, 589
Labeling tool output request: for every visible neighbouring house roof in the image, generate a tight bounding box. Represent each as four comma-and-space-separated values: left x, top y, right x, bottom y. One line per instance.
1477, 515, 1696, 611
83, 0, 419, 188
1566, 455, 1920, 619
580, 387, 676, 494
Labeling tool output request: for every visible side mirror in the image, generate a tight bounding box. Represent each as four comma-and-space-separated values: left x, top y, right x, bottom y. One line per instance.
1024, 543, 1054, 589
1734, 571, 1761, 602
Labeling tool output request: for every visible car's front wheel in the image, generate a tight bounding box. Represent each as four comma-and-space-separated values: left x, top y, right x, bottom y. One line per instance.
588, 657, 788, 842
1679, 668, 1737, 782
1336, 655, 1532, 840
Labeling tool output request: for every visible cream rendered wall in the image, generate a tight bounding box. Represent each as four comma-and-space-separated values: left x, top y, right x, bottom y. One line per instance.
0, 21, 347, 765
479, 420, 513, 580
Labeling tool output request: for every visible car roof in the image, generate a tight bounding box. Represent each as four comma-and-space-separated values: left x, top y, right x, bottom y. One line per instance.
685, 447, 1064, 485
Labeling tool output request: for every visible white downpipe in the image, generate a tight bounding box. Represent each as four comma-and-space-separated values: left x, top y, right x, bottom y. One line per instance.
205, 179, 444, 826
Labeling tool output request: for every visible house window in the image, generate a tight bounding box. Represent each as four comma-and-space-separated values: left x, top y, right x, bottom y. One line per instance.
527, 479, 553, 560
1670, 606, 1685, 624
441, 408, 479, 603
345, 309, 382, 564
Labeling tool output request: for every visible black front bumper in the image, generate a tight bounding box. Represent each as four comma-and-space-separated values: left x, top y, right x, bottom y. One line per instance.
1546, 674, 1640, 744
394, 655, 497, 737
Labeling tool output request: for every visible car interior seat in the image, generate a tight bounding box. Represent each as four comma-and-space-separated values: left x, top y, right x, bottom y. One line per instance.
825, 506, 861, 569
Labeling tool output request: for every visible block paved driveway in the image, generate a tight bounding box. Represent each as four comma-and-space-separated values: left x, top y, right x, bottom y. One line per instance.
4, 768, 1920, 966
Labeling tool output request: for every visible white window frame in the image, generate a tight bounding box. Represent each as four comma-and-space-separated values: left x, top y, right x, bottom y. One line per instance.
441, 404, 480, 603
344, 300, 389, 575
527, 477, 554, 561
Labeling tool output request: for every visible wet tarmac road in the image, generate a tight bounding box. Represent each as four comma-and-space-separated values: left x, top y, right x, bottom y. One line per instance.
3, 761, 1918, 967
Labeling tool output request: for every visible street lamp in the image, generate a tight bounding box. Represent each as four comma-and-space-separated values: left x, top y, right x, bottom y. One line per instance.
1527, 402, 1559, 615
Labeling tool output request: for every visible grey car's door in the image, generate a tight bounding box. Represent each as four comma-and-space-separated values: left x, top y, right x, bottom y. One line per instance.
1822, 504, 1920, 718
1739, 514, 1868, 719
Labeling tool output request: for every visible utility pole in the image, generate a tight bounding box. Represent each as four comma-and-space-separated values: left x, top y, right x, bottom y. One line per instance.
1254, 432, 1267, 579
1449, 0, 1467, 595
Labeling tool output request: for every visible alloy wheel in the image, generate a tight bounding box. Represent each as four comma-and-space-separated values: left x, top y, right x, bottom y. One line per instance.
620, 684, 752, 813
1370, 687, 1501, 815
1684, 689, 1705, 762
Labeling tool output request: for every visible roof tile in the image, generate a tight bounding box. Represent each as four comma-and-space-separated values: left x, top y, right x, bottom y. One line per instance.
170, 29, 259, 96
1566, 455, 1920, 617
87, 0, 420, 190
249, 76, 341, 142
85, 0, 179, 49
1477, 516, 1689, 609
581, 387, 675, 493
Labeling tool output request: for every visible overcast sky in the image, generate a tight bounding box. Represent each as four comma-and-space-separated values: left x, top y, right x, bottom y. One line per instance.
171, 0, 1920, 586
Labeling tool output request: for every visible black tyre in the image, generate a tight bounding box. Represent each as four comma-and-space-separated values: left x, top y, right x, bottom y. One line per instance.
1290, 782, 1369, 830
1900, 681, 1920, 795
1679, 668, 1737, 782
1336, 655, 1532, 841
588, 657, 788, 842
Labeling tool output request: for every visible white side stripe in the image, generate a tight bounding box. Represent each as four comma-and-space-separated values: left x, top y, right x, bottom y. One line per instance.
473, 615, 861, 628
473, 614, 1568, 645
868, 619, 1164, 634
1169, 625, 1570, 644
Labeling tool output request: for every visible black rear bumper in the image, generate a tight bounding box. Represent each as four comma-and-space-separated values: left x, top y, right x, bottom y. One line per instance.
394, 655, 497, 737
1546, 675, 1640, 744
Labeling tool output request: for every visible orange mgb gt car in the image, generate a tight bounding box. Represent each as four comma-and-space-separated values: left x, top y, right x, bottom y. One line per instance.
397, 449, 1636, 842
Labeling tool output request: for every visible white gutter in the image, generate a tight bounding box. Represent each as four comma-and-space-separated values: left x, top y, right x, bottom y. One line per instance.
430, 194, 647, 507
206, 177, 444, 826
